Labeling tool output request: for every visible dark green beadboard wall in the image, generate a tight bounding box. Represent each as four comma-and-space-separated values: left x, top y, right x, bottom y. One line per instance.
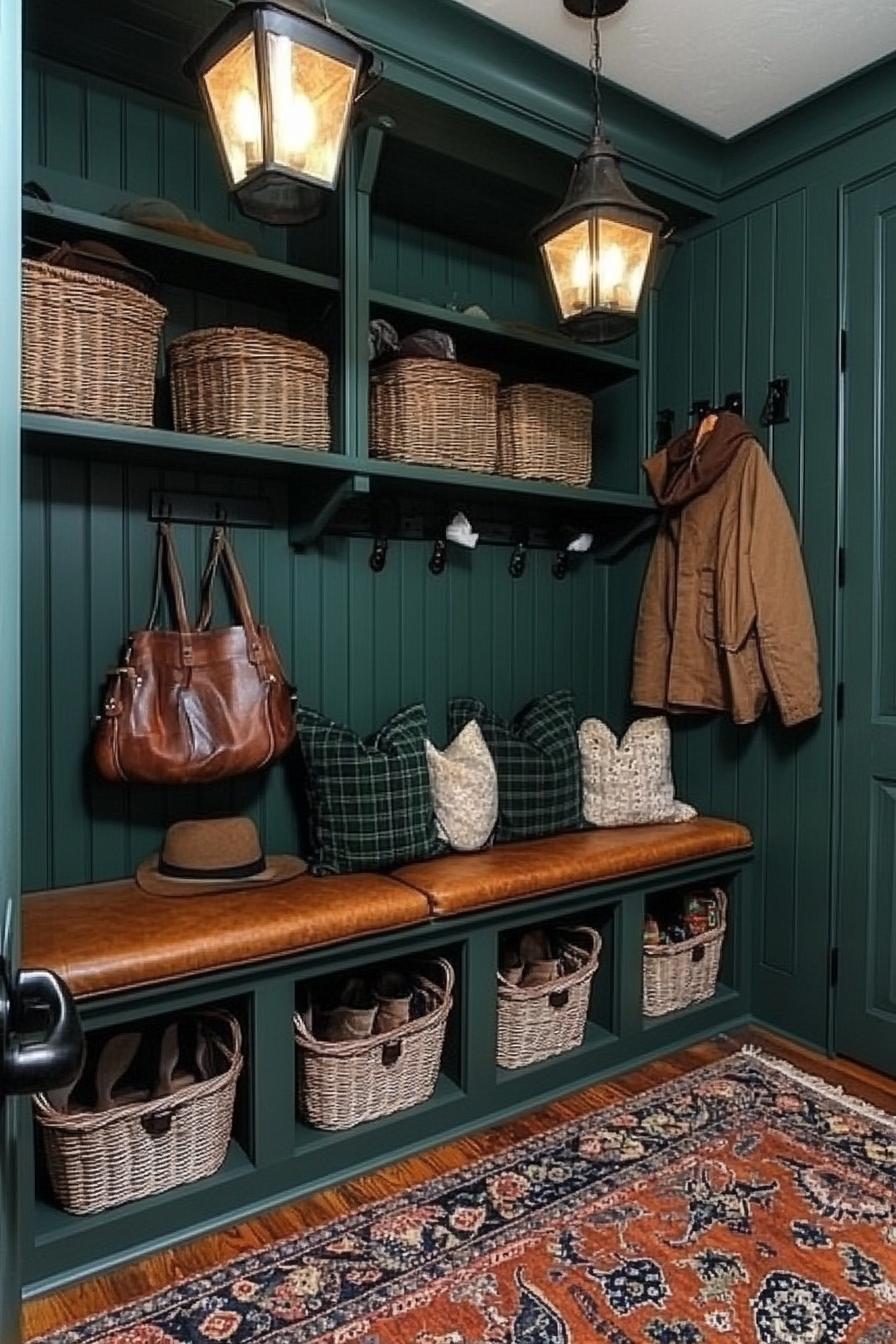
647, 108, 896, 1044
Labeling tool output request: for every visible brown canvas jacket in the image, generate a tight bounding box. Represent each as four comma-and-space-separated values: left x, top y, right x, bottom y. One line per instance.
632, 413, 821, 727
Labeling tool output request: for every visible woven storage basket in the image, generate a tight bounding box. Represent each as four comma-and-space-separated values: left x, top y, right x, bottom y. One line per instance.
294, 960, 454, 1131
642, 890, 727, 1018
22, 259, 166, 426
169, 327, 330, 448
33, 1011, 242, 1216
497, 384, 593, 486
496, 927, 602, 1070
370, 359, 499, 472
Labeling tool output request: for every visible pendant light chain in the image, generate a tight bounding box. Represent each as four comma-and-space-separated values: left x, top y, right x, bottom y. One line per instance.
590, 1, 603, 137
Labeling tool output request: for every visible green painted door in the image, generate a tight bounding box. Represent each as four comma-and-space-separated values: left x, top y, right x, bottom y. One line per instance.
838, 169, 896, 1076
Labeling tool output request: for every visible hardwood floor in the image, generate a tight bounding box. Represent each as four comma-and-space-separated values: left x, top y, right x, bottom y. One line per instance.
23, 1026, 896, 1339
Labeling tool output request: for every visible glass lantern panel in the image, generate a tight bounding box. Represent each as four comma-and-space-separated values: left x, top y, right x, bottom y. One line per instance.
595, 216, 654, 314
541, 218, 594, 321
266, 32, 358, 187
202, 33, 263, 186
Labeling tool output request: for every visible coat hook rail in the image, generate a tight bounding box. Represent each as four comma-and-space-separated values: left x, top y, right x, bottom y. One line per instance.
149, 490, 273, 530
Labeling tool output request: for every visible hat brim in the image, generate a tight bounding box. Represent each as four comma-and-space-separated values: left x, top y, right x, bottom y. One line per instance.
135, 852, 307, 898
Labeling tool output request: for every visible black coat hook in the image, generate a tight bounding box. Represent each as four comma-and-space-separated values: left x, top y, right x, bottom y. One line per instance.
552, 550, 570, 580
509, 541, 527, 579
760, 377, 790, 427
428, 537, 448, 576
369, 535, 388, 572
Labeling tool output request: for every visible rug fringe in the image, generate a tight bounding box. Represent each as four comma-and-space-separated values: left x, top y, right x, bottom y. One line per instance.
739, 1044, 896, 1131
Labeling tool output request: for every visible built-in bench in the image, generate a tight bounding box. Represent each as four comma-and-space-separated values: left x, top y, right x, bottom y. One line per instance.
23, 817, 751, 999
20, 816, 753, 1299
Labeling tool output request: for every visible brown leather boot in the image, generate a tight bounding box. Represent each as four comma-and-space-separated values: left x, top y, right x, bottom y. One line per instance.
518, 929, 559, 987
315, 976, 377, 1042
373, 970, 413, 1035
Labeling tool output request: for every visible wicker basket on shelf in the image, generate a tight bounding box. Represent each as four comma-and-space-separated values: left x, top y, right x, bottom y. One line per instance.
294, 960, 454, 1131
496, 927, 602, 1070
33, 1011, 242, 1217
169, 326, 330, 448
497, 384, 593, 486
642, 890, 727, 1017
22, 258, 166, 426
370, 358, 499, 472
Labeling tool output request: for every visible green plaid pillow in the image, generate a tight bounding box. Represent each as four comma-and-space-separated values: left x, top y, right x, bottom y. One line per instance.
448, 691, 581, 843
297, 703, 444, 875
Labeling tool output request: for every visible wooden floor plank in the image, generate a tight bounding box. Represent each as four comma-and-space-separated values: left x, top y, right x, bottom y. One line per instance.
22, 1027, 896, 1339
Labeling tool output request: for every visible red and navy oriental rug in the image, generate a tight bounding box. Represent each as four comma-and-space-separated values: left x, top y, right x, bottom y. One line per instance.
39, 1050, 896, 1344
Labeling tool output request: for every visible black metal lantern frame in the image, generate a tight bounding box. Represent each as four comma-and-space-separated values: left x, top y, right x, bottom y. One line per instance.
187, 0, 378, 225
534, 0, 670, 343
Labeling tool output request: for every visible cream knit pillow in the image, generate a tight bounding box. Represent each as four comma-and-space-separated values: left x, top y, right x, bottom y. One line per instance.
579, 716, 696, 828
425, 722, 498, 852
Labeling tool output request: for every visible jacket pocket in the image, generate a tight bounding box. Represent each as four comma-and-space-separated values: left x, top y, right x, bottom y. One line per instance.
699, 567, 717, 643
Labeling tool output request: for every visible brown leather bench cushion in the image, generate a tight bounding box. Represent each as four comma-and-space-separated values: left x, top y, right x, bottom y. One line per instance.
394, 817, 752, 916
23, 874, 431, 1000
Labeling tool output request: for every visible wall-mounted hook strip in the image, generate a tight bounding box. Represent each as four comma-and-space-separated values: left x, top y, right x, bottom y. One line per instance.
149, 490, 273, 529
760, 377, 790, 427
428, 538, 448, 575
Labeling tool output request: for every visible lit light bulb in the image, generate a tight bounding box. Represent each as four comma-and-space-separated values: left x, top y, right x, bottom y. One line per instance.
234, 88, 261, 145
571, 245, 593, 292
286, 90, 317, 158
598, 244, 625, 296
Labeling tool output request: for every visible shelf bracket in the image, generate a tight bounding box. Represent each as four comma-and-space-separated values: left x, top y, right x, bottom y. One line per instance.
592, 512, 659, 563
288, 475, 370, 548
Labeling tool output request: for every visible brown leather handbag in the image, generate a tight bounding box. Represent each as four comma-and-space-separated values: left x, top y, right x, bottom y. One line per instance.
94, 524, 296, 784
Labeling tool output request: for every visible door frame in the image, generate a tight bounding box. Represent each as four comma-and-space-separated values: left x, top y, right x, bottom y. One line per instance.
0, 0, 24, 1339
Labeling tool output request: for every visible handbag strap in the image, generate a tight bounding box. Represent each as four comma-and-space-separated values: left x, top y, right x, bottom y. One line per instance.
147, 523, 194, 666
196, 527, 265, 668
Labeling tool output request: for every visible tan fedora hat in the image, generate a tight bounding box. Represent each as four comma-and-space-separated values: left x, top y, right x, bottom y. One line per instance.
136, 817, 306, 897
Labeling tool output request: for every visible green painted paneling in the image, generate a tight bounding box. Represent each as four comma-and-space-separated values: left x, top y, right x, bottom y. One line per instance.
21, 461, 611, 890
652, 172, 844, 1049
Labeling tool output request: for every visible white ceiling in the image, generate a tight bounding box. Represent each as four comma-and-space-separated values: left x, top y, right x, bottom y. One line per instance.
454, 0, 896, 139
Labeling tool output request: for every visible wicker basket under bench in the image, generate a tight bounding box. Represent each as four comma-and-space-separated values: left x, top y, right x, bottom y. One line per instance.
642, 890, 727, 1017
33, 1011, 242, 1217
497, 927, 602, 1069
294, 959, 454, 1131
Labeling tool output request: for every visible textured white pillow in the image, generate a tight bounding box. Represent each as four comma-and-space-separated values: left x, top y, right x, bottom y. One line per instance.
425, 722, 498, 852
579, 716, 696, 828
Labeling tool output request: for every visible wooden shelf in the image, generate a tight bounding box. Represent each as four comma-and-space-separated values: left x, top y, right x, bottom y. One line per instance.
23, 198, 338, 307
21, 413, 656, 555
370, 289, 640, 389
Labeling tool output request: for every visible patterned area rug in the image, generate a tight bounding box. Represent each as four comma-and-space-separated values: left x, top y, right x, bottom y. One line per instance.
41, 1049, 896, 1344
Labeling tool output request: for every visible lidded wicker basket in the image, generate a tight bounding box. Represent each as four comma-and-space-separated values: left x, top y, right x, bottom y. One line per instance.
497, 384, 593, 486
496, 927, 602, 1070
370, 358, 500, 472
22, 258, 166, 426
169, 326, 331, 448
642, 889, 727, 1017
33, 1011, 242, 1217
294, 959, 454, 1131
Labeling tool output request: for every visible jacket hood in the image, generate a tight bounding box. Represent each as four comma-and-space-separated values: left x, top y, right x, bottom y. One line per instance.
644, 411, 755, 509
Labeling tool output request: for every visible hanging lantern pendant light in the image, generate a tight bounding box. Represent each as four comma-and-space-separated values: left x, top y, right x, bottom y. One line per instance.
535, 0, 669, 343
187, 0, 378, 226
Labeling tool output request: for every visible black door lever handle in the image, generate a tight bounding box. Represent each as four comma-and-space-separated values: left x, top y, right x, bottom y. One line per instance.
1, 965, 84, 1098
